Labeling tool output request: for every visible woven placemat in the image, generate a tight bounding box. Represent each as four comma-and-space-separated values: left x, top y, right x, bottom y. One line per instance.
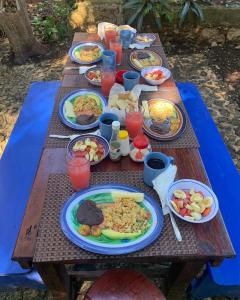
33, 171, 198, 263
45, 87, 199, 149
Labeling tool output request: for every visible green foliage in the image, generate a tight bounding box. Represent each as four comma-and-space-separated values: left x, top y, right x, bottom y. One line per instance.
124, 0, 213, 31
124, 0, 174, 31
179, 0, 208, 25
33, 0, 73, 42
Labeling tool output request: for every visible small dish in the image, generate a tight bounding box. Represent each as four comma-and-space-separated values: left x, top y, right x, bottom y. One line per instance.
67, 134, 109, 166
85, 67, 101, 86
134, 33, 156, 45
166, 179, 219, 223
141, 66, 171, 86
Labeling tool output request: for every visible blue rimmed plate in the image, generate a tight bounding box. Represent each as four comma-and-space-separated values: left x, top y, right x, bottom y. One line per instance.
69, 42, 104, 64
67, 134, 109, 166
60, 184, 164, 255
58, 89, 107, 130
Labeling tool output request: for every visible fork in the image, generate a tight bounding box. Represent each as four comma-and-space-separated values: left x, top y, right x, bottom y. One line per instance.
49, 130, 99, 141
64, 65, 97, 75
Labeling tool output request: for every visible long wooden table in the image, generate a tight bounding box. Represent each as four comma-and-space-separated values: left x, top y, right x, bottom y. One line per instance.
12, 33, 235, 300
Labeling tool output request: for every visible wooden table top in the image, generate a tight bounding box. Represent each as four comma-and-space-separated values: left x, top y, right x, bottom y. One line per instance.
12, 33, 235, 268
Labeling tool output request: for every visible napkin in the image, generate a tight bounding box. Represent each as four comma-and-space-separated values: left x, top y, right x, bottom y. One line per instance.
152, 164, 177, 214
129, 43, 151, 50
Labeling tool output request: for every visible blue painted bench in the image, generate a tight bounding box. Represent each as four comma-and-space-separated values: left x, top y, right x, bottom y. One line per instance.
0, 81, 60, 289
178, 83, 240, 299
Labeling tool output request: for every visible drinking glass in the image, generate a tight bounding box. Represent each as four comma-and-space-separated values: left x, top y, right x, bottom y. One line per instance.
125, 111, 144, 139
102, 50, 116, 70
110, 39, 122, 66
101, 68, 115, 97
104, 25, 117, 49
66, 154, 90, 191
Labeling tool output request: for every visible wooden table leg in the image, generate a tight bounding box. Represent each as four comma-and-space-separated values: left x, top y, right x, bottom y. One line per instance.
35, 263, 70, 300
166, 261, 205, 300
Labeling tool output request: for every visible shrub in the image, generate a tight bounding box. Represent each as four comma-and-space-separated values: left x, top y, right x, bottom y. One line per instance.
32, 0, 73, 43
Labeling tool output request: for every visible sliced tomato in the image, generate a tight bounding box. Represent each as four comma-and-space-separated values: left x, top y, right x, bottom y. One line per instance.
179, 208, 187, 217
88, 71, 95, 80
74, 150, 87, 157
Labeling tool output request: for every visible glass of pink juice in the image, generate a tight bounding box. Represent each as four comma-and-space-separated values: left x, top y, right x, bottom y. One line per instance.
125, 111, 144, 139
110, 39, 122, 65
105, 29, 117, 49
101, 69, 115, 97
67, 156, 90, 191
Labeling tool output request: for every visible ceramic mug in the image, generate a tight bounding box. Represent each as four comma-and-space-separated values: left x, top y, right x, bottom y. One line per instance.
143, 152, 174, 187
99, 113, 119, 141
120, 30, 135, 49
102, 50, 116, 70
123, 71, 140, 91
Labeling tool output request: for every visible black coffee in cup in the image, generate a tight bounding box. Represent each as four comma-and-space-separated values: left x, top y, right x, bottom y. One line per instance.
102, 118, 113, 125
147, 158, 165, 169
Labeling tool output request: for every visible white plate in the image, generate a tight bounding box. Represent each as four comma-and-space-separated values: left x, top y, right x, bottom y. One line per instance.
166, 179, 219, 223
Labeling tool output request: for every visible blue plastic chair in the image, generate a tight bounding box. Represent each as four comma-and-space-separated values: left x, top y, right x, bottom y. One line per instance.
178, 83, 240, 299
0, 81, 60, 289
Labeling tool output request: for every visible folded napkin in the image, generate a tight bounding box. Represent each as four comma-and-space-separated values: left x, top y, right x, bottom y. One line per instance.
137, 84, 158, 92
129, 43, 151, 50
152, 165, 177, 214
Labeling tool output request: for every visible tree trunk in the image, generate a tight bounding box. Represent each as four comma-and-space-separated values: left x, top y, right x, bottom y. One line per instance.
0, 0, 48, 64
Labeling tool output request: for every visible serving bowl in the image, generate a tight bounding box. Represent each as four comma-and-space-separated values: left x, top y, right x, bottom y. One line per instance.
141, 66, 171, 86
166, 179, 219, 223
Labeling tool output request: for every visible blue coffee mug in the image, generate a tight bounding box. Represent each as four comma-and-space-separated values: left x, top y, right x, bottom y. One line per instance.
123, 71, 140, 91
99, 113, 119, 141
143, 152, 174, 187
120, 30, 135, 49
102, 50, 116, 70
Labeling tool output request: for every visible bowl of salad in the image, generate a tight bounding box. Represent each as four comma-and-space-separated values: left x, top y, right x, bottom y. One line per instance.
141, 66, 171, 86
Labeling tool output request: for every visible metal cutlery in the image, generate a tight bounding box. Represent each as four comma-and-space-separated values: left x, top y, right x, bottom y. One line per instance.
154, 185, 182, 242
64, 65, 97, 75
152, 165, 182, 242
49, 130, 99, 141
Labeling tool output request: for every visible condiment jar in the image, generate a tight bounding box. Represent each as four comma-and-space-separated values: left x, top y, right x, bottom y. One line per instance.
118, 130, 130, 156
109, 121, 121, 162
129, 133, 151, 162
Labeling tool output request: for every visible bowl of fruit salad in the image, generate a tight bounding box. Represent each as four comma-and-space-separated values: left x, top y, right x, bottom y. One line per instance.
166, 179, 219, 223
85, 67, 101, 86
67, 134, 109, 165
141, 66, 171, 86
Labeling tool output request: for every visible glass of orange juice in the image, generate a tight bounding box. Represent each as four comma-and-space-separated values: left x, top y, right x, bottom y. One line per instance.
66, 154, 90, 191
